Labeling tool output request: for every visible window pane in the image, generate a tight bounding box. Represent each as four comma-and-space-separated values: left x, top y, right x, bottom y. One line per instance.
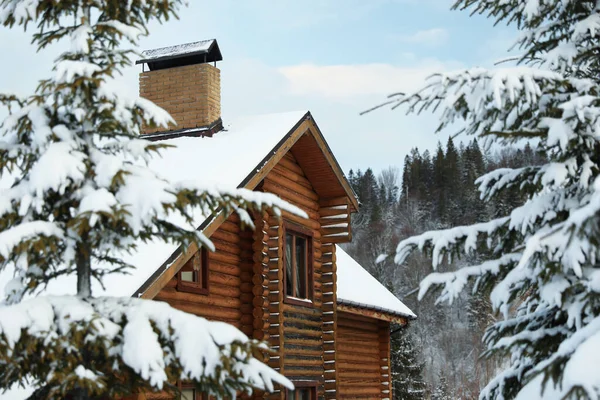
181, 271, 194, 282
285, 233, 294, 296
298, 389, 311, 400
181, 259, 195, 282
193, 252, 203, 286
295, 236, 307, 298
181, 388, 195, 400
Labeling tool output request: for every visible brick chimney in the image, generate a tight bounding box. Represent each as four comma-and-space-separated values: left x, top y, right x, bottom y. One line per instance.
136, 39, 223, 137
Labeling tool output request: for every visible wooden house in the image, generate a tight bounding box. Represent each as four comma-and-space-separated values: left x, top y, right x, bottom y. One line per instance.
132, 39, 416, 400
0, 39, 415, 400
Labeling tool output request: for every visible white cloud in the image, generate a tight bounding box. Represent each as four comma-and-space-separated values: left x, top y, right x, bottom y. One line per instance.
277, 58, 461, 99
398, 28, 449, 46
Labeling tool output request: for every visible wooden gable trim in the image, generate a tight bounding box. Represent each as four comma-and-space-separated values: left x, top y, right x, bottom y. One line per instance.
337, 303, 409, 325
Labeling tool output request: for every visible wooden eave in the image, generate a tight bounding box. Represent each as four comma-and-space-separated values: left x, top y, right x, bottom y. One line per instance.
337, 302, 411, 325
135, 111, 358, 299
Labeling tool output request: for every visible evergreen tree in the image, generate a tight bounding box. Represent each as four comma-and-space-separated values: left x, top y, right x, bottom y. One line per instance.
401, 155, 412, 205
385, 0, 600, 398
0, 1, 296, 398
431, 376, 450, 400
392, 328, 427, 400
462, 140, 486, 224
443, 137, 461, 225
432, 143, 446, 224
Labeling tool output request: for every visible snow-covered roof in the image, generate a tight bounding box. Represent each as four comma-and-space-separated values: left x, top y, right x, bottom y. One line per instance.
0, 111, 307, 300
336, 246, 416, 319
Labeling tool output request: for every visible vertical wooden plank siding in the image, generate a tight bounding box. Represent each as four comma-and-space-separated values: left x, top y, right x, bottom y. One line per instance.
155, 213, 250, 327
379, 321, 392, 399
261, 151, 325, 399
337, 312, 390, 399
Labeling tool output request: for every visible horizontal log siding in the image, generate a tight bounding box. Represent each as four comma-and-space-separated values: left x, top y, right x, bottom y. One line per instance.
262, 151, 324, 399
336, 312, 391, 399
155, 213, 253, 329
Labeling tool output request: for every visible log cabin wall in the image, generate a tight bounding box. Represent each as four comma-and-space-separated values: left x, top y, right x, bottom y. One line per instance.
155, 212, 253, 333
259, 151, 325, 399
336, 312, 392, 399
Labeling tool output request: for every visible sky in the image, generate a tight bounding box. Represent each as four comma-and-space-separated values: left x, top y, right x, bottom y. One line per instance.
0, 0, 519, 175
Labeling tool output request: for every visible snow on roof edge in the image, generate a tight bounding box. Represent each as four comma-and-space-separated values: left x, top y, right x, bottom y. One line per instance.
335, 245, 416, 319
337, 298, 416, 320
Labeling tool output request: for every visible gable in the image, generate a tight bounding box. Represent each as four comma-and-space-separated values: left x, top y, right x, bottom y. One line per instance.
137, 111, 358, 299
290, 129, 358, 210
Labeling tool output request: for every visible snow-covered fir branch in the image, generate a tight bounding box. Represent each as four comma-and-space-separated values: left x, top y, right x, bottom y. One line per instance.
0, 296, 292, 399
377, 0, 600, 398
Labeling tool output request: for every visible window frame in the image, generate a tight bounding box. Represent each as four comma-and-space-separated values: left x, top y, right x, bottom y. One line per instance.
285, 381, 318, 400
178, 382, 208, 400
176, 248, 209, 295
282, 221, 314, 307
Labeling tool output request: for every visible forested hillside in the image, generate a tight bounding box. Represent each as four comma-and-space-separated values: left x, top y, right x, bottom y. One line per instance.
343, 139, 545, 399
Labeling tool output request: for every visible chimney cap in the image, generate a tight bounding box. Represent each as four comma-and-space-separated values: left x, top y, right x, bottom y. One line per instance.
136, 39, 223, 71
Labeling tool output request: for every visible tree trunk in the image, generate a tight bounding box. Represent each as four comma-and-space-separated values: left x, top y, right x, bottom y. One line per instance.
76, 239, 91, 298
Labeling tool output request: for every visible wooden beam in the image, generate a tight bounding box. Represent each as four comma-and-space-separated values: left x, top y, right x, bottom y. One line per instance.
337, 304, 408, 325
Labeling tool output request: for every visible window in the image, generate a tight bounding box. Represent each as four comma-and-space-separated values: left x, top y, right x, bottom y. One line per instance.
286, 387, 316, 400
178, 384, 208, 400
181, 388, 196, 400
177, 248, 209, 295
284, 223, 313, 304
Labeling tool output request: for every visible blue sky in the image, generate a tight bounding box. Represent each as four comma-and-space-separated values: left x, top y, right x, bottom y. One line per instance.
0, 0, 518, 175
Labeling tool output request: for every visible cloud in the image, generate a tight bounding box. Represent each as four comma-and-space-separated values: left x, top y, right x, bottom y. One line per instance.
277, 58, 461, 99
398, 28, 449, 46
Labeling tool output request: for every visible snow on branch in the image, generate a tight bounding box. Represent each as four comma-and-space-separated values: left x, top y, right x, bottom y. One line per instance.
0, 296, 292, 399
394, 217, 510, 268
418, 253, 521, 304
367, 66, 600, 155
476, 166, 539, 201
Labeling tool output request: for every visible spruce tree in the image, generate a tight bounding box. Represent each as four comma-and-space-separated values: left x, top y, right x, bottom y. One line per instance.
432, 143, 446, 225
381, 0, 600, 398
0, 1, 298, 399
391, 328, 427, 400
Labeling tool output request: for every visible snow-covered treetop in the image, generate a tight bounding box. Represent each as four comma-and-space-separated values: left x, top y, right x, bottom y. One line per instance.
372, 0, 600, 399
